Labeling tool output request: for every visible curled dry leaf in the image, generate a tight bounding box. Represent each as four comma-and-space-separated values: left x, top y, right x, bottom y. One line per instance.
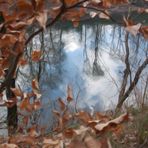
8, 22, 27, 30
95, 113, 128, 133
0, 143, 19, 148
125, 23, 142, 36
36, 10, 47, 30
99, 11, 110, 20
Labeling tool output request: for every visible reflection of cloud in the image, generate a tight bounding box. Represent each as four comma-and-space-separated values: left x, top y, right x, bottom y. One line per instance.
62, 31, 81, 52
74, 50, 122, 110
44, 29, 122, 111
64, 42, 79, 52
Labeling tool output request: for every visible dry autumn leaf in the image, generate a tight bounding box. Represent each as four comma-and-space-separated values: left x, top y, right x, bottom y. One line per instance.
65, 0, 79, 7
125, 23, 142, 36
140, 26, 148, 40
58, 97, 66, 111
95, 113, 128, 132
0, 143, 19, 148
31, 50, 42, 62
67, 85, 73, 102
36, 10, 48, 30
99, 11, 110, 20
11, 87, 23, 97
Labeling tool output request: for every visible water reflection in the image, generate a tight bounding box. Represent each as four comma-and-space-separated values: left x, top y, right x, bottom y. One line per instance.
17, 24, 147, 129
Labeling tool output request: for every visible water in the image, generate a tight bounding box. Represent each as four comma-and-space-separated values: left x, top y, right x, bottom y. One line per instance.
1, 24, 147, 132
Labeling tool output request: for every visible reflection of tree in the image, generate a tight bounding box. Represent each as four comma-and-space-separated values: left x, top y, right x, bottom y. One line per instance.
18, 28, 65, 90
93, 25, 104, 76
83, 24, 104, 76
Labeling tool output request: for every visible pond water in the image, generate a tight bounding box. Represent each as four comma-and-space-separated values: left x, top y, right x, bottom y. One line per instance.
15, 24, 148, 129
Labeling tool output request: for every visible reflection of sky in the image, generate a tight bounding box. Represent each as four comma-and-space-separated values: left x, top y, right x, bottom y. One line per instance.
16, 25, 147, 128
40, 27, 123, 111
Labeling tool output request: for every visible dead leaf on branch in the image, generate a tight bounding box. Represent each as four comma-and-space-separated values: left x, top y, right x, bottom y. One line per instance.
31, 50, 42, 62
140, 26, 148, 40
67, 85, 73, 102
36, 10, 48, 30
125, 23, 142, 37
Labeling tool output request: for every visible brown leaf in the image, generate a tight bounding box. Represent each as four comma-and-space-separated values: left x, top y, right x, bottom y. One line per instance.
31, 50, 42, 62
28, 126, 39, 137
125, 23, 142, 36
53, 110, 61, 117
0, 143, 19, 148
43, 138, 59, 147
75, 111, 92, 123
84, 135, 102, 148
19, 96, 33, 112
33, 100, 41, 110
68, 139, 86, 148
19, 58, 28, 66
95, 113, 128, 133
0, 34, 17, 48
63, 128, 74, 139
140, 26, 148, 40
8, 22, 27, 30
32, 78, 40, 92
58, 97, 66, 111
11, 87, 23, 97
99, 11, 110, 20
65, 0, 79, 7
67, 85, 73, 102
36, 10, 47, 30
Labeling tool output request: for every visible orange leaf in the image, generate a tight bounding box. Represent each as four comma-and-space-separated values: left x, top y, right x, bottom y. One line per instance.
31, 50, 42, 62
